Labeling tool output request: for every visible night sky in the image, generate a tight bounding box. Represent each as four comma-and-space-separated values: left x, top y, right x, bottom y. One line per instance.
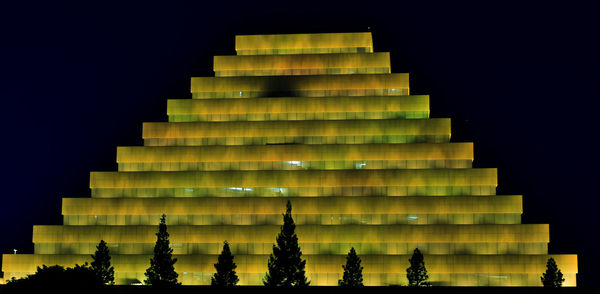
1, 1, 599, 287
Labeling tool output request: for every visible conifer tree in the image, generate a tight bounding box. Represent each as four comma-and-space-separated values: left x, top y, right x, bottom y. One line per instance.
264, 200, 309, 287
211, 241, 239, 287
339, 247, 363, 287
541, 257, 565, 287
145, 214, 180, 286
90, 239, 115, 285
406, 248, 430, 287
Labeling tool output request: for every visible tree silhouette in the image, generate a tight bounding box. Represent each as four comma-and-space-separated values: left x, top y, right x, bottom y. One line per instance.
339, 247, 363, 287
144, 214, 180, 286
91, 240, 115, 285
6, 264, 103, 289
406, 248, 430, 287
264, 200, 309, 287
211, 241, 239, 286
541, 257, 565, 287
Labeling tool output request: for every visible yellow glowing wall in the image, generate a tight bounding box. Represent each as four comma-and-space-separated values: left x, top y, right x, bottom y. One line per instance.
87, 169, 496, 198
2, 254, 577, 286
214, 52, 390, 76
63, 213, 522, 227
142, 119, 451, 147
32, 224, 549, 256
62, 196, 521, 226
90, 169, 496, 189
31, 224, 549, 243
116, 143, 472, 171
143, 119, 448, 139
35, 241, 548, 256
167, 95, 429, 122
190, 74, 409, 98
118, 160, 473, 172
63, 196, 521, 216
235, 32, 373, 55
89, 169, 497, 197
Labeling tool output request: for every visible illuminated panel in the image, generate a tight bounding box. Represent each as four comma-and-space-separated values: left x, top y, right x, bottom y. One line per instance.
214, 52, 390, 76
117, 159, 472, 172
142, 119, 450, 146
235, 32, 373, 55
64, 213, 522, 226
190, 74, 409, 98
62, 196, 522, 225
31, 224, 549, 243
63, 196, 520, 216
116, 143, 472, 171
36, 241, 547, 256
90, 169, 495, 188
1, 254, 577, 286
167, 95, 429, 122
89, 169, 497, 198
64, 213, 523, 226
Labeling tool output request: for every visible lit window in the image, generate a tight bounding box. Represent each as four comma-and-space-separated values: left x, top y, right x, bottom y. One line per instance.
269, 187, 286, 194
489, 275, 508, 279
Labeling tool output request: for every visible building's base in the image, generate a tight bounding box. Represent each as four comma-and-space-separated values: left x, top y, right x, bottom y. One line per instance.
0, 285, 593, 294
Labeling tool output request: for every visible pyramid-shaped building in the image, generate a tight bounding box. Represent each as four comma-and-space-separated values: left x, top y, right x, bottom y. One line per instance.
2, 32, 577, 286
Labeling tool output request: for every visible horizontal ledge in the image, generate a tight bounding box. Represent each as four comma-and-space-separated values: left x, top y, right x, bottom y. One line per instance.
62, 195, 521, 215
235, 33, 373, 52
2, 254, 577, 274
142, 119, 451, 139
214, 52, 390, 71
190, 74, 408, 94
32, 224, 549, 243
116, 143, 472, 163
167, 95, 428, 115
89, 168, 498, 188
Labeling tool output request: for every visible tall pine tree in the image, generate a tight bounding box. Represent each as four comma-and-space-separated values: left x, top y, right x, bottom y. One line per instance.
406, 248, 430, 287
264, 200, 309, 287
211, 241, 239, 287
541, 257, 565, 287
339, 247, 363, 287
145, 214, 180, 286
90, 239, 115, 285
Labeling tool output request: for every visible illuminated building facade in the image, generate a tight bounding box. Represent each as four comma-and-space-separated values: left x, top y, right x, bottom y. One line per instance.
1, 32, 577, 286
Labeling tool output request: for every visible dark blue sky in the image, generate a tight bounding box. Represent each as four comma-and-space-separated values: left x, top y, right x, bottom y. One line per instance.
1, 0, 598, 286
